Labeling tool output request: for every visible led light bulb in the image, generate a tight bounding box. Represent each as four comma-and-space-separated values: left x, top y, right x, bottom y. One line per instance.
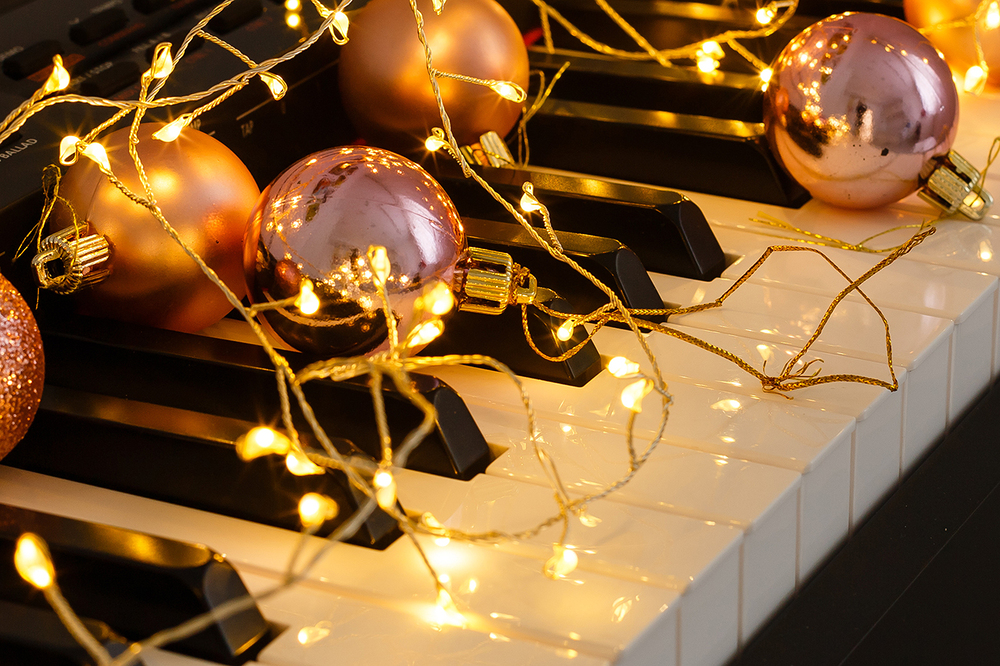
149, 43, 174, 79
488, 80, 526, 103
759, 67, 773, 84
543, 545, 578, 579
519, 182, 542, 212
286, 449, 325, 475
701, 41, 724, 59
236, 426, 292, 460
607, 356, 640, 378
965, 65, 988, 94
298, 492, 339, 528
988, 2, 999, 30
260, 72, 287, 100
756, 5, 776, 24
295, 279, 320, 315
285, 0, 301, 10
41, 55, 70, 95
696, 53, 720, 73
423, 282, 455, 316
425, 134, 447, 151
152, 114, 193, 142
374, 469, 396, 510
81, 142, 112, 173
555, 319, 577, 342
407, 319, 444, 347
620, 378, 653, 413
286, 12, 301, 28
15, 533, 54, 589
59, 135, 81, 165
432, 0, 446, 13
368, 246, 391, 286
332, 11, 349, 41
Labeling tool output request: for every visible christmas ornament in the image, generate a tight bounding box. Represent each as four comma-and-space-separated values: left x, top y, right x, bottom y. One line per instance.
338, 0, 529, 152
764, 12, 990, 217
1, 273, 44, 459
34, 123, 259, 333
244, 145, 467, 356
904, 0, 1000, 90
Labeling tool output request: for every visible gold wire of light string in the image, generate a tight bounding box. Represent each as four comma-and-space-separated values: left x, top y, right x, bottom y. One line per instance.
529, 0, 798, 73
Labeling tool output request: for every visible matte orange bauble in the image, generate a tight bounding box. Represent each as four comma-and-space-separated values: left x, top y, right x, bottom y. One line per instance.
0, 273, 44, 459
338, 0, 530, 151
904, 0, 1000, 88
49, 123, 259, 333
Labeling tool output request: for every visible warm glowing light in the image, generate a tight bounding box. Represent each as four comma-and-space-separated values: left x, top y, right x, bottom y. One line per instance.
407, 319, 445, 347
489, 80, 526, 103
286, 449, 324, 476
422, 282, 455, 316
15, 534, 54, 589
284, 0, 301, 10
520, 182, 542, 212
556, 319, 577, 342
285, 12, 301, 28
152, 114, 193, 142
260, 72, 287, 100
298, 492, 339, 528
296, 623, 331, 645
236, 426, 292, 460
295, 279, 320, 315
696, 53, 720, 73
988, 2, 1000, 30
374, 469, 397, 510
759, 67, 773, 83
41, 55, 70, 95
756, 6, 776, 24
432, 0, 446, 13
59, 135, 80, 165
369, 246, 391, 286
425, 134, 447, 151
701, 41, 724, 59
543, 545, 579, 579
607, 356, 640, 378
965, 65, 988, 94
150, 43, 174, 79
81, 142, 112, 173
578, 510, 601, 527
620, 378, 653, 413
332, 11, 350, 41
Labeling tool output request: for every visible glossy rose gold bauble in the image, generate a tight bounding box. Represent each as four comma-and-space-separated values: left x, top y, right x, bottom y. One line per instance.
764, 12, 959, 209
51, 124, 259, 332
904, 0, 1000, 88
244, 146, 467, 356
338, 0, 530, 151
1, 274, 44, 458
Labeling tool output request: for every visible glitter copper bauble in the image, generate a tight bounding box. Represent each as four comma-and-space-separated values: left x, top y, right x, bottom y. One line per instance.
904, 0, 1000, 89
764, 12, 959, 209
1, 274, 44, 458
244, 145, 467, 356
338, 0, 530, 151
49, 123, 259, 332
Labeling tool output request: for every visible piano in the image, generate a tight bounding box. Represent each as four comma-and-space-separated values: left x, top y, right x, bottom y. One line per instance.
1, 0, 998, 664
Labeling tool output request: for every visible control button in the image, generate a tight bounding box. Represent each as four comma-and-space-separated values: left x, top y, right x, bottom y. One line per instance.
145, 31, 203, 62
69, 8, 129, 46
0, 132, 23, 151
79, 61, 141, 97
133, 0, 173, 14
208, 0, 263, 34
2, 40, 64, 80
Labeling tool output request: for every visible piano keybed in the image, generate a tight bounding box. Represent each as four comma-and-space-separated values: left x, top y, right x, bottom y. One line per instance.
2, 1, 999, 665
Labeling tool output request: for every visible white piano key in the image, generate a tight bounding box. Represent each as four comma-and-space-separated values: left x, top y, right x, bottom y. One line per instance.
460, 411, 802, 643
0, 467, 679, 664
593, 325, 905, 527
394, 470, 742, 666
650, 275, 952, 472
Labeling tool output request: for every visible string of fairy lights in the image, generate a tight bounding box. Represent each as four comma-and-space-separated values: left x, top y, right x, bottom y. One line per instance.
3, 1, 984, 663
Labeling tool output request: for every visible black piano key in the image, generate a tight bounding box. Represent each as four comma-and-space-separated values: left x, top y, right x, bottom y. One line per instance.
208, 0, 264, 34
0, 504, 272, 665
78, 61, 141, 98
69, 8, 130, 47
2, 40, 64, 80
0, 601, 135, 666
6, 385, 402, 549
436, 167, 727, 280
463, 216, 666, 321
34, 310, 492, 481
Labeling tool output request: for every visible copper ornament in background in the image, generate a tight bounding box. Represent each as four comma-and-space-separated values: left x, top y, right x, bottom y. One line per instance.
0, 273, 43, 458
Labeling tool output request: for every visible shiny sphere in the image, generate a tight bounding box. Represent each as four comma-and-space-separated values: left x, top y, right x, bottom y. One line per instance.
0, 273, 44, 458
52, 123, 259, 332
764, 12, 960, 209
338, 0, 529, 152
244, 146, 467, 356
904, 0, 1000, 89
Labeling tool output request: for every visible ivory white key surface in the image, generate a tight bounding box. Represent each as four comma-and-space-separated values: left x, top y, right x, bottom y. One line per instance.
650, 275, 952, 470
593, 325, 905, 526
